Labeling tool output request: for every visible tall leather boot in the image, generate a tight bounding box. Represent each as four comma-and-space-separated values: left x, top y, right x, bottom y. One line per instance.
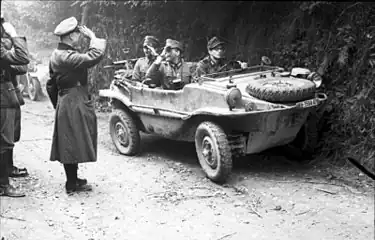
64, 164, 91, 194
76, 164, 87, 186
0, 151, 25, 198
64, 164, 77, 193
8, 149, 28, 178
0, 152, 10, 187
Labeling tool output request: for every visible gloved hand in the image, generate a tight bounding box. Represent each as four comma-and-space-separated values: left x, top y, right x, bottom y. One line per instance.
237, 61, 248, 69
157, 46, 168, 61
145, 45, 159, 57
147, 45, 167, 64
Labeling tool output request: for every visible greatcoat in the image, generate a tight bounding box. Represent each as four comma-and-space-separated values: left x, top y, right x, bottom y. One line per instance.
47, 38, 106, 164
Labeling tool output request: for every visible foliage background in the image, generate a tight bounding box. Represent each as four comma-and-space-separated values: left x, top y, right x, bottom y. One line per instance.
2, 0, 374, 172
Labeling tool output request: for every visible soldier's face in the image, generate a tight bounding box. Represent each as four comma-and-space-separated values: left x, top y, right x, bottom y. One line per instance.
143, 45, 152, 57
165, 47, 180, 62
209, 44, 226, 59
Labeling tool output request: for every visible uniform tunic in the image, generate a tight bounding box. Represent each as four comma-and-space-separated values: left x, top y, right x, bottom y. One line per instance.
193, 55, 241, 79
145, 59, 193, 90
2, 38, 28, 143
47, 38, 106, 164
132, 56, 156, 82
0, 37, 29, 153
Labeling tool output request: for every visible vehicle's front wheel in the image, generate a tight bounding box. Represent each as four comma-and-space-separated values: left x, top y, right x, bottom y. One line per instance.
195, 121, 232, 183
109, 109, 140, 156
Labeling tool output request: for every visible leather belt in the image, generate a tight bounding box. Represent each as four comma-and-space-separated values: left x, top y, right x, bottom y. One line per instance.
58, 81, 82, 96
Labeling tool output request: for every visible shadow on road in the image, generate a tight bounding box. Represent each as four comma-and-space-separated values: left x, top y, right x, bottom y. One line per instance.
139, 134, 313, 179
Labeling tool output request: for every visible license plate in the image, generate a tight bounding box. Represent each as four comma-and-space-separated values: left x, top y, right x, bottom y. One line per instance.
296, 99, 318, 108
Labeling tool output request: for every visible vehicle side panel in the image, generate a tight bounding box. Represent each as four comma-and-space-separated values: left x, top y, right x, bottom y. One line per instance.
129, 84, 229, 113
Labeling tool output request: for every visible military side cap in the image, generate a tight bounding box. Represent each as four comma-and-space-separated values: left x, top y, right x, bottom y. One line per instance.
144, 35, 160, 48
207, 36, 225, 50
165, 38, 183, 51
54, 17, 78, 36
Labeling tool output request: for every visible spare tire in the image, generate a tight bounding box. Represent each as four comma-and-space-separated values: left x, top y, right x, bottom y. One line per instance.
246, 77, 316, 102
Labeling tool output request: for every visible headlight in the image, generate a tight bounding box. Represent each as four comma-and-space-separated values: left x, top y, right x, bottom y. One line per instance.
225, 87, 242, 110
307, 72, 322, 88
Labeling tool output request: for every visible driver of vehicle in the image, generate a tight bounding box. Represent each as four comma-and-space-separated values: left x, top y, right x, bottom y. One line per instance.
145, 38, 194, 90
132, 35, 160, 82
193, 36, 248, 79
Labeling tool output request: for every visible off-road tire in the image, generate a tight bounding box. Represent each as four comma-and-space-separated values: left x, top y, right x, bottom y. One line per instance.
195, 121, 232, 183
109, 109, 140, 156
288, 111, 320, 160
246, 77, 316, 102
27, 75, 42, 101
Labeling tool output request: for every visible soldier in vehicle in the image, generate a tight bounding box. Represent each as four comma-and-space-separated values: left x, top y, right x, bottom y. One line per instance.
145, 38, 194, 90
132, 35, 160, 82
0, 16, 30, 197
193, 36, 248, 79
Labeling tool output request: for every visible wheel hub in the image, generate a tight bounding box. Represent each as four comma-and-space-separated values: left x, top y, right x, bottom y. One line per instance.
115, 122, 129, 147
29, 83, 35, 93
202, 136, 217, 169
28, 77, 36, 97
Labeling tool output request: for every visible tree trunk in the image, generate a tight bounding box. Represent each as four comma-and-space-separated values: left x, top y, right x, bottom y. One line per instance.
81, 2, 90, 25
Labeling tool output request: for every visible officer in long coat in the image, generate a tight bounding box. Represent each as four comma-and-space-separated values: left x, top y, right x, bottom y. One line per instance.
0, 18, 30, 197
193, 36, 248, 79
132, 35, 160, 82
46, 17, 106, 194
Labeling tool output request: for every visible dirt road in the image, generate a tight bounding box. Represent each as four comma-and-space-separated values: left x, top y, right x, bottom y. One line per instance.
0, 97, 374, 240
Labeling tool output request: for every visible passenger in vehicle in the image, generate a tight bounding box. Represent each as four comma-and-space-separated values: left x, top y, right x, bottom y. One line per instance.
132, 35, 160, 82
145, 38, 194, 90
193, 36, 248, 79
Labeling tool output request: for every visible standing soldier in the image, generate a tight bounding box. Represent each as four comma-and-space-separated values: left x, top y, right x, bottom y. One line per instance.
145, 38, 194, 90
46, 17, 106, 194
2, 36, 29, 178
132, 35, 160, 82
193, 36, 248, 79
0, 17, 30, 197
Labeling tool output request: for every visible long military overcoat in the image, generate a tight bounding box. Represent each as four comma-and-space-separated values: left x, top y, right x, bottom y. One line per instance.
47, 38, 106, 164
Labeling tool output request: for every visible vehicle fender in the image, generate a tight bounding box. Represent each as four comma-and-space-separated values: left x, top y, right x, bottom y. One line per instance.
98, 89, 132, 107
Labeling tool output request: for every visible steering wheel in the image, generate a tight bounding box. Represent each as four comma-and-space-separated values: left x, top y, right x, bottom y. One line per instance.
141, 78, 157, 88
261, 56, 272, 65
218, 60, 241, 72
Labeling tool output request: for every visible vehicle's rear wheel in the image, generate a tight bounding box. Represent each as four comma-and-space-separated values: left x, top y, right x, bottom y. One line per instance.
195, 121, 232, 183
27, 75, 41, 101
109, 108, 140, 156
287, 111, 319, 160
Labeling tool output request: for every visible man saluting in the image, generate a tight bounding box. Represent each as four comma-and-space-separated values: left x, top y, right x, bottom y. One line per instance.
46, 17, 106, 194
132, 35, 160, 82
